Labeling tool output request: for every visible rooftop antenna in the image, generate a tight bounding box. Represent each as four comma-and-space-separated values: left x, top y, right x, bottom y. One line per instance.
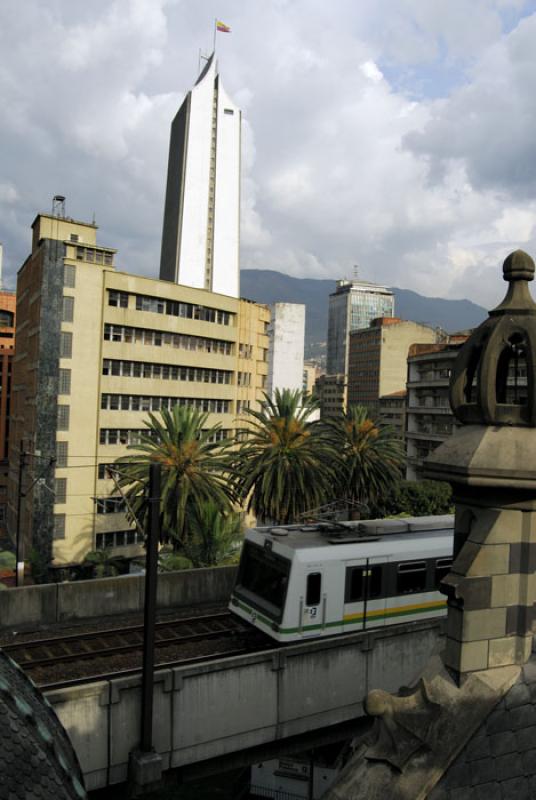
52, 195, 66, 218
353, 264, 359, 282
92, 211, 96, 225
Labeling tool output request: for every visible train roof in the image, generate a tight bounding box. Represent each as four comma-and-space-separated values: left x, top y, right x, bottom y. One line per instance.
245, 515, 454, 563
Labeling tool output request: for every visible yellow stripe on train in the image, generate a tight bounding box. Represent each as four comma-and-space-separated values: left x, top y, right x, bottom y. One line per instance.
343, 599, 447, 623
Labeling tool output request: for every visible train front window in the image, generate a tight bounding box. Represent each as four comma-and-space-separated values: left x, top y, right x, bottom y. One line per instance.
236, 542, 290, 619
306, 573, 322, 606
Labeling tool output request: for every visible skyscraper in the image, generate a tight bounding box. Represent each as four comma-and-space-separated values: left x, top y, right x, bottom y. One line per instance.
326, 278, 394, 376
160, 54, 241, 298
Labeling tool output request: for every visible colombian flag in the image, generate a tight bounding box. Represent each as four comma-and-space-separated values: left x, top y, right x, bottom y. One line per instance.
216, 20, 231, 33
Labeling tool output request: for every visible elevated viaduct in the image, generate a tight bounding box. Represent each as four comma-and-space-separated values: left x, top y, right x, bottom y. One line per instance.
0, 568, 445, 791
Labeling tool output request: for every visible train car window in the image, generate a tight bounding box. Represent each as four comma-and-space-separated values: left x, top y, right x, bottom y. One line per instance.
306, 573, 322, 606
435, 558, 453, 586
236, 542, 290, 618
345, 565, 383, 602
397, 561, 427, 594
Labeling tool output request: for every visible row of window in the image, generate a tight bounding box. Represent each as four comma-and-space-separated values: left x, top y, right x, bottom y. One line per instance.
100, 394, 231, 414
96, 529, 144, 550
99, 427, 230, 446
104, 324, 234, 354
96, 497, 126, 514
102, 356, 233, 381
108, 290, 233, 326
76, 247, 114, 265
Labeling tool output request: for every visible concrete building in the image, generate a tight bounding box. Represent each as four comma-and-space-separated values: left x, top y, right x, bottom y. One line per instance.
266, 303, 305, 397
405, 337, 468, 480
8, 211, 269, 576
326, 278, 394, 378
347, 317, 439, 416
315, 373, 346, 418
378, 390, 406, 440
303, 360, 322, 396
160, 53, 241, 298
0, 291, 15, 530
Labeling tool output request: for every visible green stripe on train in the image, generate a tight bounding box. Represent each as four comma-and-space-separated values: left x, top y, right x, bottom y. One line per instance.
232, 597, 446, 635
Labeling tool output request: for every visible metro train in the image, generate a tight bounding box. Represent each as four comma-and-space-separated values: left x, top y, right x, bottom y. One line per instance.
229, 515, 454, 643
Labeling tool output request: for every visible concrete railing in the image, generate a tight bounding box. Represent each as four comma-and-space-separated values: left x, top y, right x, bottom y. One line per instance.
0, 566, 238, 630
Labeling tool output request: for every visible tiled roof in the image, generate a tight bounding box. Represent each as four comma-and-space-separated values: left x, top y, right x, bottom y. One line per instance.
430, 659, 536, 800
0, 649, 86, 799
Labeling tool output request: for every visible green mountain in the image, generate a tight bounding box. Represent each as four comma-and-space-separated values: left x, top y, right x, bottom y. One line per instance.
240, 268, 486, 359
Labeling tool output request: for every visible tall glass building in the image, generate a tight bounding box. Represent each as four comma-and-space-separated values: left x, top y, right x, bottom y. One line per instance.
327, 279, 394, 376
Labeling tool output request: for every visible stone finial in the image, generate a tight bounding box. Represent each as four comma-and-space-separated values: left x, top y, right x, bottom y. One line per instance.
450, 249, 536, 427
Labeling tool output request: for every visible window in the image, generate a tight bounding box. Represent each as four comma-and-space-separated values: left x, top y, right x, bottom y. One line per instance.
63, 265, 76, 287
306, 573, 322, 606
60, 331, 72, 358
53, 514, 66, 539
96, 529, 143, 550
70, 234, 79, 243
56, 441, 68, 468
59, 368, 71, 395
98, 463, 114, 479
224, 108, 234, 115
108, 290, 128, 308
57, 405, 70, 431
62, 295, 74, 323
396, 561, 427, 595
346, 565, 383, 602
96, 497, 125, 514
55, 478, 67, 504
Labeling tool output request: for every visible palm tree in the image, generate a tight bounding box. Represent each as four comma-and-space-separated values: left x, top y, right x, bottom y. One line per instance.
324, 405, 404, 515
233, 389, 337, 525
113, 405, 234, 549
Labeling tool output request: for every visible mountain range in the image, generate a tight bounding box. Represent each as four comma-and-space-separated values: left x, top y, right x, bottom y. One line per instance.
240, 269, 486, 359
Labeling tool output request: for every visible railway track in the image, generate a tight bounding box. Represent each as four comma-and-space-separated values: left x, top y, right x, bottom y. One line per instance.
2, 611, 271, 689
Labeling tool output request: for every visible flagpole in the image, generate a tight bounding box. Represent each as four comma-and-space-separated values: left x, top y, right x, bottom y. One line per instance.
213, 18, 217, 54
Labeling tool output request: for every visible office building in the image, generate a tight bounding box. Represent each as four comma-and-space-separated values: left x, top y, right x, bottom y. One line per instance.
160, 54, 241, 298
405, 337, 469, 480
326, 278, 394, 377
315, 373, 346, 418
378, 391, 406, 440
266, 303, 305, 398
8, 211, 269, 576
347, 317, 439, 415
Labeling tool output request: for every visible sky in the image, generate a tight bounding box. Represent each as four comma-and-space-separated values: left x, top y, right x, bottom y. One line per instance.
2, 0, 536, 307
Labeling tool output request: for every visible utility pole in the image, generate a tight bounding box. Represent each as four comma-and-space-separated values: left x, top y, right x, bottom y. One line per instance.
129, 462, 163, 796
15, 441, 26, 587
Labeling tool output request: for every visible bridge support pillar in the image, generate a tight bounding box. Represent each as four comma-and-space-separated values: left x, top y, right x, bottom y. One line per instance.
127, 749, 163, 798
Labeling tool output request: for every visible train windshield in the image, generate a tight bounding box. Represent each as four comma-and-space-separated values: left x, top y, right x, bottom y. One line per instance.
235, 542, 291, 621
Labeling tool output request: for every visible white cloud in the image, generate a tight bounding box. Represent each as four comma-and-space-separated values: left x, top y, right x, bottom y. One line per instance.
0, 0, 535, 314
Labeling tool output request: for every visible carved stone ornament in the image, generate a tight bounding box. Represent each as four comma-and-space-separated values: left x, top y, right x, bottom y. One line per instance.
364, 682, 441, 771
450, 250, 536, 426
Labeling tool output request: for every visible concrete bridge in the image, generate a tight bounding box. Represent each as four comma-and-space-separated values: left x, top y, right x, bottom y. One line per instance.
0, 569, 444, 792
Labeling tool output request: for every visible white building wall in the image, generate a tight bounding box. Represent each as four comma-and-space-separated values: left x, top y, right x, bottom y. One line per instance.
267, 303, 306, 397
212, 82, 240, 298
178, 59, 215, 290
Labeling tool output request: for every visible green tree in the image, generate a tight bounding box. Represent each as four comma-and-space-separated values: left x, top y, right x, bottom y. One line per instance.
160, 503, 242, 569
373, 479, 453, 518
325, 405, 405, 515
233, 389, 337, 525
114, 406, 235, 549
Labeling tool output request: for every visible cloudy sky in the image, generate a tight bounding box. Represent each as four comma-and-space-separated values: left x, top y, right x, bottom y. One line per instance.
2, 0, 536, 306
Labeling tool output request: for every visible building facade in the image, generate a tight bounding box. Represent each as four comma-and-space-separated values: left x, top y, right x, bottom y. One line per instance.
0, 291, 15, 530
347, 317, 439, 415
405, 337, 468, 480
326, 278, 394, 377
266, 303, 305, 398
159, 53, 241, 298
8, 212, 269, 575
378, 390, 406, 440
315, 373, 346, 418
